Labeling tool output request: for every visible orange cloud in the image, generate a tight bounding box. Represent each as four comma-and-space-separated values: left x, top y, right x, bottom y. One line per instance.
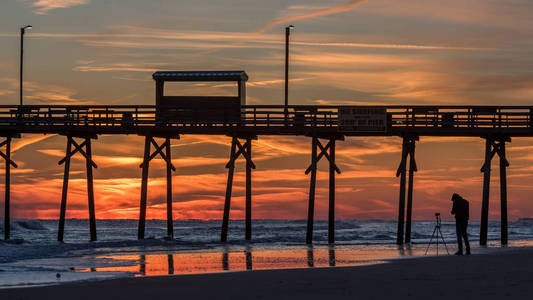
294, 41, 491, 51
32, 0, 89, 15
255, 0, 368, 33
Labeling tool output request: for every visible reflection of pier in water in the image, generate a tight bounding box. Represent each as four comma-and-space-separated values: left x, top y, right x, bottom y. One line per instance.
222, 246, 337, 271
117, 246, 416, 276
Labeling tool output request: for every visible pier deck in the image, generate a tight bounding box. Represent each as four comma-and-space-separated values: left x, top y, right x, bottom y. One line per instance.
1, 105, 532, 137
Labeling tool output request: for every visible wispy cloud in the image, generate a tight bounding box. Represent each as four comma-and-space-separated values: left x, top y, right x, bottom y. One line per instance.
0, 77, 17, 98
294, 41, 493, 51
255, 0, 368, 33
0, 28, 492, 52
24, 82, 94, 105
31, 0, 89, 15
247, 77, 312, 87
12, 134, 55, 152
73, 64, 158, 73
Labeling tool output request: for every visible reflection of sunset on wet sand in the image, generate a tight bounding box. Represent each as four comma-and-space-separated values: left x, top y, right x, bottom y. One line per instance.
85, 246, 428, 277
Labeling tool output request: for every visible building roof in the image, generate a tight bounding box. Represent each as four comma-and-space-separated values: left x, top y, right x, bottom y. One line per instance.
152, 71, 248, 82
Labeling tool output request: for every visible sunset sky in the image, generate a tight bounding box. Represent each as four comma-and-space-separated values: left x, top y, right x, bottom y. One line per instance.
1, 0, 533, 221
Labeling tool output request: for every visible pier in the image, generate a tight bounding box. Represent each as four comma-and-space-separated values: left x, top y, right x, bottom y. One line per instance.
1, 71, 529, 245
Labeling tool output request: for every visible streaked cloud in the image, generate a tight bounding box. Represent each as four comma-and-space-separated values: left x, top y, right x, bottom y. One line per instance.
256, 0, 368, 33
24, 82, 94, 105
73, 64, 159, 73
294, 41, 493, 51
12, 134, 55, 152
31, 0, 89, 15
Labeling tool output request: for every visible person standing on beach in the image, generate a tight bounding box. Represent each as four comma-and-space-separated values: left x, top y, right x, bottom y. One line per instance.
451, 193, 470, 255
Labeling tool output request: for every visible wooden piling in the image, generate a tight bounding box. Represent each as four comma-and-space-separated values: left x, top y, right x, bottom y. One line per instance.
245, 138, 252, 241
499, 140, 508, 245
165, 138, 174, 239
245, 247, 252, 270
307, 246, 314, 267
328, 138, 336, 244
85, 138, 97, 241
480, 138, 492, 246
167, 254, 174, 275
306, 137, 318, 244
58, 137, 72, 242
138, 136, 150, 240
405, 139, 416, 244
139, 255, 146, 276
221, 137, 237, 242
222, 250, 229, 270
4, 138, 11, 240
329, 246, 336, 267
396, 138, 408, 245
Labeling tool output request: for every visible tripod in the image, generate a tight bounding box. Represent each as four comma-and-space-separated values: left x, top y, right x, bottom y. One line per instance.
425, 213, 449, 255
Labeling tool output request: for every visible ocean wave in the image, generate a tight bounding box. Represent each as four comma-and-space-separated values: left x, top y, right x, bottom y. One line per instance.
15, 220, 48, 231
2, 220, 533, 264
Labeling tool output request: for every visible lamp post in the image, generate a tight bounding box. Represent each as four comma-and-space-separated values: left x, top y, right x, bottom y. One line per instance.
20, 25, 32, 106
284, 25, 294, 114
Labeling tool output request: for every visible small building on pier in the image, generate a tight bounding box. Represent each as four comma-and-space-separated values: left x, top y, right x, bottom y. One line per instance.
152, 71, 248, 123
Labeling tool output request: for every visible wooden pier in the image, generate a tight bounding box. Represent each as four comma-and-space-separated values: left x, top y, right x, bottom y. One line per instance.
0, 71, 530, 245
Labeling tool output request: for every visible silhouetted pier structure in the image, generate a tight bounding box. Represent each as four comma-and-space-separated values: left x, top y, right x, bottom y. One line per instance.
0, 71, 530, 246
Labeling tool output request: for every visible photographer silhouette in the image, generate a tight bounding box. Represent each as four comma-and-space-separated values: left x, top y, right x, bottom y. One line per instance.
451, 193, 471, 255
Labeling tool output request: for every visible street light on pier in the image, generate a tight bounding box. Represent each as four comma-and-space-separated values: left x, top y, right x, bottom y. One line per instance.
284, 25, 294, 116
20, 25, 32, 106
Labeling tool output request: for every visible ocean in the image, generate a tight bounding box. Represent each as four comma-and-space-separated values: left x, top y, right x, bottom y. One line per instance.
1, 219, 533, 287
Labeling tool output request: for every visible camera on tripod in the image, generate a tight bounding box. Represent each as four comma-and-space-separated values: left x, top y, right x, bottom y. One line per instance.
435, 213, 441, 227
425, 212, 449, 255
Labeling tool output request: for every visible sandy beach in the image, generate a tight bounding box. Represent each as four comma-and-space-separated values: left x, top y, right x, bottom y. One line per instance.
1, 247, 532, 300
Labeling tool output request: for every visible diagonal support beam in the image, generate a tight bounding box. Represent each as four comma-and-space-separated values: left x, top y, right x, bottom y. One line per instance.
306, 136, 343, 244
224, 139, 256, 170
221, 136, 256, 242
305, 140, 340, 175
396, 136, 418, 245
225, 139, 244, 169
240, 140, 256, 170
479, 136, 510, 246
305, 141, 329, 174
58, 139, 71, 242
58, 138, 97, 169
58, 139, 86, 164
138, 137, 176, 171
306, 137, 318, 244
396, 138, 409, 245
138, 136, 177, 239
0, 150, 18, 168
221, 137, 238, 242
57, 136, 98, 242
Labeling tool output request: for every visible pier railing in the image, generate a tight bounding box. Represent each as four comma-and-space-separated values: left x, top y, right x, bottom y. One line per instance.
0, 105, 532, 135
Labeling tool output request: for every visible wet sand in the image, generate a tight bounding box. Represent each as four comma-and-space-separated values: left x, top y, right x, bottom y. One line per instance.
2, 247, 532, 300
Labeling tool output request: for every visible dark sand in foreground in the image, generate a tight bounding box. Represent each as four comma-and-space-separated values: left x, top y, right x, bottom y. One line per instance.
2, 247, 533, 300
